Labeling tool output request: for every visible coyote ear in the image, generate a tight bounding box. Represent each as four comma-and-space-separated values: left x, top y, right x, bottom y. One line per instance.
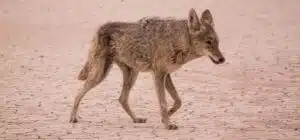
188, 8, 201, 31
200, 9, 214, 27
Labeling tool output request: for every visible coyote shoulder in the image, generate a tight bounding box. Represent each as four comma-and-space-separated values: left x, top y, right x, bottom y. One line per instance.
70, 8, 225, 130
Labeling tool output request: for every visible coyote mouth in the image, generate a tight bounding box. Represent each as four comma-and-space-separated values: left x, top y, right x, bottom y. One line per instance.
209, 56, 222, 64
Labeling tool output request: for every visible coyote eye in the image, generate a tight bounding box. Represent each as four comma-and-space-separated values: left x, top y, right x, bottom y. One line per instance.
205, 40, 213, 45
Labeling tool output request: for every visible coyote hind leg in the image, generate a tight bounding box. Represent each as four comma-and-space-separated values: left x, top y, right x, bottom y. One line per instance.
70, 59, 112, 123
117, 63, 146, 123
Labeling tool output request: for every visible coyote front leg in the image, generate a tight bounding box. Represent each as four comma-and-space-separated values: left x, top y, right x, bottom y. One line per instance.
165, 74, 182, 117
154, 71, 178, 130
118, 63, 147, 123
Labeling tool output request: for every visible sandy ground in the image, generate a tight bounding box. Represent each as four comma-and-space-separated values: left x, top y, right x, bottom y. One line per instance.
0, 0, 300, 139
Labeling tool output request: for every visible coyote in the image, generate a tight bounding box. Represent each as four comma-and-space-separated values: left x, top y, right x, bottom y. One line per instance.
70, 8, 225, 130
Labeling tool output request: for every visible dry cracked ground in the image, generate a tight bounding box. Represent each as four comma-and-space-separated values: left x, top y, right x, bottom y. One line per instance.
0, 0, 299, 140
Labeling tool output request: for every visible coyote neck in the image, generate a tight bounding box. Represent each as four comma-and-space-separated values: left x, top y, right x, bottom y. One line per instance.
176, 31, 203, 65
171, 45, 201, 66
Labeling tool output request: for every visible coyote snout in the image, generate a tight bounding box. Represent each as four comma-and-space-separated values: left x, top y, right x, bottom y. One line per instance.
204, 37, 225, 64
209, 54, 225, 64
70, 8, 225, 130
206, 48, 225, 64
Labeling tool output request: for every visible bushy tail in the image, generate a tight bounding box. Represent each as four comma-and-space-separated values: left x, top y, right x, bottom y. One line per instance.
77, 33, 111, 81
77, 61, 89, 80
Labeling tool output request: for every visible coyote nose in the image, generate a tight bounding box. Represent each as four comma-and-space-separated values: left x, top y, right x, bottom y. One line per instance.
218, 57, 225, 63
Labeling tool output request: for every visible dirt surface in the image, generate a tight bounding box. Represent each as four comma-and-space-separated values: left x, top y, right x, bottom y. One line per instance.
1, 0, 300, 140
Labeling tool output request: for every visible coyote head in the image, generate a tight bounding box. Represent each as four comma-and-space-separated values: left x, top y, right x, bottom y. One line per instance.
187, 8, 225, 64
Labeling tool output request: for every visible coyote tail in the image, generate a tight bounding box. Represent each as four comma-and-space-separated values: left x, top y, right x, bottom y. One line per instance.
77, 32, 110, 81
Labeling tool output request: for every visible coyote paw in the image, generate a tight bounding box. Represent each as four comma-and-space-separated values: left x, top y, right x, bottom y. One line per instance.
133, 118, 147, 123
166, 124, 178, 130
69, 116, 78, 123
